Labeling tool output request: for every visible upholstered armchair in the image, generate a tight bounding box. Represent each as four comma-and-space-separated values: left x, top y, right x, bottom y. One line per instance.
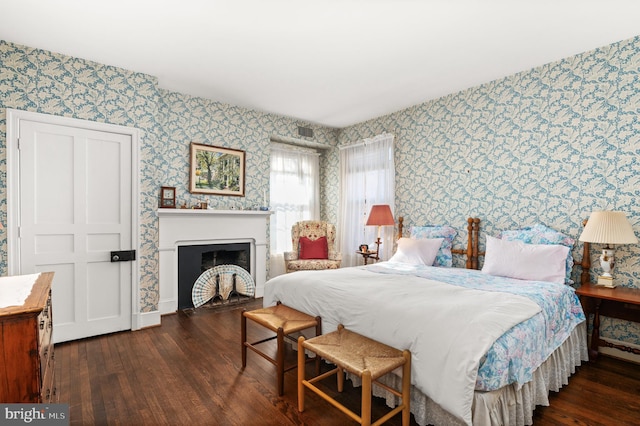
284, 221, 342, 273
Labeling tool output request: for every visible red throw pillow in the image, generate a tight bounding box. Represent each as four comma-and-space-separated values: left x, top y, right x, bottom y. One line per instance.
299, 236, 328, 260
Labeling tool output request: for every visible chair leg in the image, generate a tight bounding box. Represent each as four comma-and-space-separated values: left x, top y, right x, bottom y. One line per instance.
297, 336, 306, 412
241, 310, 247, 368
361, 370, 372, 426
277, 326, 285, 396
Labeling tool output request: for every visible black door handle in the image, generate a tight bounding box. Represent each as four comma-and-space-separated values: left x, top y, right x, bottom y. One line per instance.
111, 250, 136, 262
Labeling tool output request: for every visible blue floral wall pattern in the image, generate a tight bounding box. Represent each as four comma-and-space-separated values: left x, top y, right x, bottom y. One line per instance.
2, 35, 640, 350
340, 36, 640, 346
0, 40, 337, 313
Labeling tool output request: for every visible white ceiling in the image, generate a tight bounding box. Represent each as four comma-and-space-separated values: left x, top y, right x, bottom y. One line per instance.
2, 1, 640, 128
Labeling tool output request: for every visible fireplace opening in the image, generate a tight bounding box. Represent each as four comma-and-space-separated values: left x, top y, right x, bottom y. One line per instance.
178, 242, 252, 310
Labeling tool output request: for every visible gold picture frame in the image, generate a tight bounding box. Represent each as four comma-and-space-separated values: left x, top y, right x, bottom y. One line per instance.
189, 142, 245, 196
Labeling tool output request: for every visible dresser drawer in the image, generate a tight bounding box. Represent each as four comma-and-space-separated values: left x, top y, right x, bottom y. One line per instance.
41, 356, 55, 403
38, 292, 52, 347
40, 338, 53, 382
0, 273, 55, 403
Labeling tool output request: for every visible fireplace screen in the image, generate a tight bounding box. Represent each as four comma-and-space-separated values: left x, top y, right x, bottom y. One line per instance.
192, 265, 255, 307
178, 242, 251, 309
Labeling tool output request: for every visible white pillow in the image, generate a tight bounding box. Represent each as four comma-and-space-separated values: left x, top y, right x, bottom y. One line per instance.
481, 235, 570, 284
389, 237, 444, 266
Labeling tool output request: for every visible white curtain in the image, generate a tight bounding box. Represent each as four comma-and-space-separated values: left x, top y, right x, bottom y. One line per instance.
269, 143, 320, 277
339, 133, 395, 267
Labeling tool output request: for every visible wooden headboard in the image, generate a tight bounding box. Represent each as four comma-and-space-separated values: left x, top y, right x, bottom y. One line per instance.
397, 217, 591, 283
397, 217, 482, 270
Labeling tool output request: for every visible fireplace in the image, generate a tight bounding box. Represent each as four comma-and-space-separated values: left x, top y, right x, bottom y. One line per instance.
158, 209, 272, 315
178, 242, 251, 309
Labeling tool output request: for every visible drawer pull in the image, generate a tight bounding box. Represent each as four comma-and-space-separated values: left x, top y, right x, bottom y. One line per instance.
40, 320, 45, 330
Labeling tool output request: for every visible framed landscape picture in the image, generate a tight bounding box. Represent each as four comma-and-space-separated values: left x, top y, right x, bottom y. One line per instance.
189, 142, 245, 196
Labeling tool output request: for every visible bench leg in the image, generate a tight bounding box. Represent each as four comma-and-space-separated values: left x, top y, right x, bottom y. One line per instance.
241, 310, 247, 368
362, 370, 372, 426
315, 316, 322, 376
277, 327, 285, 396
298, 336, 306, 412
335, 325, 344, 393
402, 350, 411, 426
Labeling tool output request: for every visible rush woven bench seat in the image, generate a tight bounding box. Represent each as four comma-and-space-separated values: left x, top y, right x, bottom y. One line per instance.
298, 324, 411, 426
241, 302, 321, 396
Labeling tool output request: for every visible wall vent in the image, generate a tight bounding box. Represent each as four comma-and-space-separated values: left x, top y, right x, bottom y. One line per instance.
297, 126, 314, 138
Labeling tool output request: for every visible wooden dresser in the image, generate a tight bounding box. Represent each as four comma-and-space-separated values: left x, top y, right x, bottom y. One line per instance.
0, 272, 56, 403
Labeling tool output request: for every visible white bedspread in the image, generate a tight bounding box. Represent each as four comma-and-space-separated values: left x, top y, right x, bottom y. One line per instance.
263, 267, 541, 425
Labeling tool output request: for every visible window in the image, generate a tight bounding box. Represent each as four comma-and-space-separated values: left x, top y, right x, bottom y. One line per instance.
339, 134, 395, 266
269, 144, 320, 276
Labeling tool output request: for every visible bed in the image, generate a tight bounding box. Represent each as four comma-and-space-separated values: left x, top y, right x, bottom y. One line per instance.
263, 217, 589, 426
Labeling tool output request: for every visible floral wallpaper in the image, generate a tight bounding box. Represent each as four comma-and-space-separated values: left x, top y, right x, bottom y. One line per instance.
2, 35, 640, 349
0, 40, 337, 312
339, 35, 640, 346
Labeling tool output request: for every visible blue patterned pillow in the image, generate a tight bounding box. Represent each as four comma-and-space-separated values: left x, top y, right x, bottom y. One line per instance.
409, 225, 457, 267
499, 223, 575, 284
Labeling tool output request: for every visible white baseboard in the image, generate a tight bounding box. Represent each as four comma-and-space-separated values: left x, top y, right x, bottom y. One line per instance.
133, 310, 162, 330
598, 337, 640, 364
159, 299, 177, 316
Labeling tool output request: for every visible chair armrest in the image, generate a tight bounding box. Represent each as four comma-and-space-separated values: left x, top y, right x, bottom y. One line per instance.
284, 251, 298, 261
329, 251, 342, 261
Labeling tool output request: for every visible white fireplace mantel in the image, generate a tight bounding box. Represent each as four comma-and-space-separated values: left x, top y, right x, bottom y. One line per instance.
158, 209, 272, 314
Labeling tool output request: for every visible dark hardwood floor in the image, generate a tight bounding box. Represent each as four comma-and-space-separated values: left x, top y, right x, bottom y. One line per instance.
55, 298, 640, 425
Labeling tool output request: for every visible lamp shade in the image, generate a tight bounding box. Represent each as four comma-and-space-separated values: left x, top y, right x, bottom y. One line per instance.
579, 211, 638, 244
366, 205, 395, 226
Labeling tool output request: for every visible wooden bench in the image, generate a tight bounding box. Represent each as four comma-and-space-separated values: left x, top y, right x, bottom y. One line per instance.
241, 302, 321, 396
298, 324, 411, 426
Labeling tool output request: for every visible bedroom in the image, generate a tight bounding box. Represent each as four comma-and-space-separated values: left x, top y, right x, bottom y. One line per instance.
1, 1, 640, 425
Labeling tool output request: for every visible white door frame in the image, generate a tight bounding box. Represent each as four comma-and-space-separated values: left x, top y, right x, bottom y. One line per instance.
5, 108, 142, 331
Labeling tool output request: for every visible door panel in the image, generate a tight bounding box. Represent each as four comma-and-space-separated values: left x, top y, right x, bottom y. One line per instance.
18, 120, 133, 343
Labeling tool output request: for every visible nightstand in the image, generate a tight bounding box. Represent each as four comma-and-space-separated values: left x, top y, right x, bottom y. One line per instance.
356, 250, 378, 265
575, 283, 640, 360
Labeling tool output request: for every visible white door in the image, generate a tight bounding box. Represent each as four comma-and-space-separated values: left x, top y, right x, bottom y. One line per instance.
10, 114, 137, 343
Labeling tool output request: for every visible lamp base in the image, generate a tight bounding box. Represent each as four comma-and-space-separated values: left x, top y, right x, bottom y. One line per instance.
596, 275, 616, 288
373, 237, 382, 261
